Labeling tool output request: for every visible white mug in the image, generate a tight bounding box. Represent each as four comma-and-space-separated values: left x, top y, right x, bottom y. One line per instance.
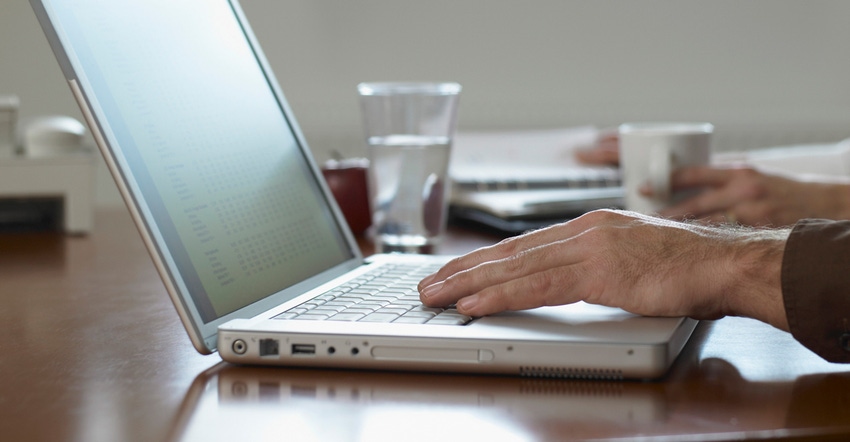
619, 122, 713, 214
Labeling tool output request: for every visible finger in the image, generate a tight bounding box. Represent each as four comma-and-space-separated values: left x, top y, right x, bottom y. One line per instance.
660, 188, 740, 220
454, 264, 590, 317
418, 224, 566, 291
734, 201, 785, 227
574, 145, 619, 166
419, 210, 632, 306
418, 225, 577, 303
639, 166, 732, 198
670, 166, 734, 191
419, 210, 610, 290
422, 234, 587, 309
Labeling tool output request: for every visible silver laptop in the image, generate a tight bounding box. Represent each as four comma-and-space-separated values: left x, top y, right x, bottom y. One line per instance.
32, 0, 696, 380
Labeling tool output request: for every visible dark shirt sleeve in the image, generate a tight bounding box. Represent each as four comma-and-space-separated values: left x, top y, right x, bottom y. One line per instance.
781, 219, 850, 363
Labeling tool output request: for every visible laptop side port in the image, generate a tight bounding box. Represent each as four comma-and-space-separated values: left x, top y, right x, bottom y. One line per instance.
232, 339, 247, 355
291, 343, 316, 355
259, 339, 279, 356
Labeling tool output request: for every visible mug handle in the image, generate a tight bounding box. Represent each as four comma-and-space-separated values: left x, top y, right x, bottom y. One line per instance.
648, 145, 671, 201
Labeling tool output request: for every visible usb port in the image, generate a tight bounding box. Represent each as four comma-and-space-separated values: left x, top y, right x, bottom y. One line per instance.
259, 339, 279, 356
291, 344, 316, 355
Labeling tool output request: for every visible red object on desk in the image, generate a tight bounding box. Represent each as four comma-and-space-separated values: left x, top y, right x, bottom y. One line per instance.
321, 158, 372, 235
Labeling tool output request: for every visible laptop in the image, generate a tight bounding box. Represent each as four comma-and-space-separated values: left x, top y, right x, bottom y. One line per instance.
449, 127, 625, 234
32, 0, 696, 380
450, 186, 624, 234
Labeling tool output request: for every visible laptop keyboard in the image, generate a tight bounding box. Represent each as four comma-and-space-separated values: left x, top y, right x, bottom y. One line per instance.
272, 262, 473, 325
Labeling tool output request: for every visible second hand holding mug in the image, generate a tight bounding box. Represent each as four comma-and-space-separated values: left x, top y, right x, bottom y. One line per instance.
619, 122, 714, 214
357, 82, 461, 254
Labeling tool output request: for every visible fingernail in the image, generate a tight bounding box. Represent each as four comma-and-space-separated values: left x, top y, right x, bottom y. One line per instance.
421, 281, 444, 299
458, 294, 479, 313
419, 273, 437, 289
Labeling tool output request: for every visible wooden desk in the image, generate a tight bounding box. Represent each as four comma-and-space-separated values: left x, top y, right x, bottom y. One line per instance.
1, 209, 848, 441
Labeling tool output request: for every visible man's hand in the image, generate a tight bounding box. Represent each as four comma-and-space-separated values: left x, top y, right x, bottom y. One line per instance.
575, 132, 850, 228
657, 166, 850, 227
574, 130, 619, 166
419, 210, 790, 331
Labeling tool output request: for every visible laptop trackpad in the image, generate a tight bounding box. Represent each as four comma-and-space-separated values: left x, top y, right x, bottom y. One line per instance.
470, 302, 683, 343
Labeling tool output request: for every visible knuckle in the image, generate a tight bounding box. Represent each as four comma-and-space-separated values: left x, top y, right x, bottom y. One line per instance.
498, 235, 523, 256
539, 267, 582, 308
445, 262, 492, 293
738, 181, 765, 199
476, 284, 507, 309
444, 255, 469, 273
735, 168, 765, 186
502, 253, 527, 275
581, 208, 620, 224
527, 272, 555, 304
582, 224, 617, 245
443, 266, 473, 289
596, 208, 622, 219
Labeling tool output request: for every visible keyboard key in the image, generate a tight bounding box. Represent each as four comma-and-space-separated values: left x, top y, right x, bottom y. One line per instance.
310, 308, 344, 316
392, 300, 422, 306
292, 313, 331, 320
426, 317, 469, 325
370, 295, 402, 303
407, 305, 443, 314
381, 289, 412, 296
435, 310, 471, 320
343, 306, 379, 314
328, 312, 366, 321
324, 300, 358, 308
359, 283, 389, 291
401, 311, 436, 319
358, 300, 391, 308
272, 263, 471, 326
273, 312, 298, 320
379, 308, 410, 316
311, 304, 346, 313
393, 316, 430, 324
337, 294, 369, 302
360, 312, 401, 323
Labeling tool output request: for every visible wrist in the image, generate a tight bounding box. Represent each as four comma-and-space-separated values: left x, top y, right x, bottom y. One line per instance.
719, 228, 790, 331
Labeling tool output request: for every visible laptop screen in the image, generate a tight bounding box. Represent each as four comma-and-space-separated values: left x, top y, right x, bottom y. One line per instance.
46, 0, 354, 323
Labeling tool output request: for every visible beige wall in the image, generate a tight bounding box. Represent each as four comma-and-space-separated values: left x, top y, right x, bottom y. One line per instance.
3, 0, 850, 207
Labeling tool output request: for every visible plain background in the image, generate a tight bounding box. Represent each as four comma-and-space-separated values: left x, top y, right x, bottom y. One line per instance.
2, 0, 849, 207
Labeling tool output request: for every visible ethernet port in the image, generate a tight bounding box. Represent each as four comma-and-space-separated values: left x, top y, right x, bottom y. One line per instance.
259, 339, 279, 356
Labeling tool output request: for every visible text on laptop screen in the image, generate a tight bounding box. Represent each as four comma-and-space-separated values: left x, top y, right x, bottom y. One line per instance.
49, 0, 354, 322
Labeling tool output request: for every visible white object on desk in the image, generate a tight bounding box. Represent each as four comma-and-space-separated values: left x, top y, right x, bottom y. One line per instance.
0, 151, 96, 234
22, 115, 87, 157
715, 138, 850, 179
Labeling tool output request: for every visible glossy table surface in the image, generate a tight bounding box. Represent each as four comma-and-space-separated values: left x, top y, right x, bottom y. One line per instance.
1, 208, 849, 442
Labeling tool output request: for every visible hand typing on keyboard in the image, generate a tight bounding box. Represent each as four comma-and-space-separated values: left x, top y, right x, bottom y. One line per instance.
274, 263, 473, 326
